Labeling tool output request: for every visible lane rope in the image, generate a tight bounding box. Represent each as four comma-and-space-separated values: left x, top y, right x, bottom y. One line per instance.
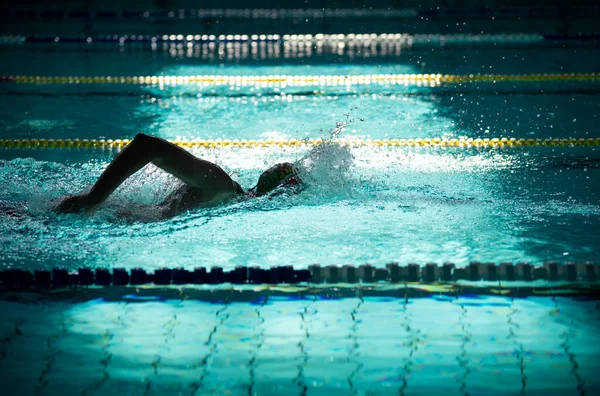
1, 137, 600, 150
0, 262, 597, 290
1, 33, 549, 45
1, 73, 599, 86
2, 33, 597, 48
2, 7, 599, 20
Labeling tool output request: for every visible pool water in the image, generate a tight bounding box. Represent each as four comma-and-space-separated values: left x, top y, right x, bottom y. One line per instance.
1, 50, 600, 269
1, 294, 599, 395
1, 142, 600, 269
1, 9, 600, 395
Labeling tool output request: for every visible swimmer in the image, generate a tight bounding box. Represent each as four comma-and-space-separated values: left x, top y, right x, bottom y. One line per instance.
55, 133, 302, 217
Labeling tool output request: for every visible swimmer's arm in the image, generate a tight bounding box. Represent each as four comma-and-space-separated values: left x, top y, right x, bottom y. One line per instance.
56, 133, 238, 212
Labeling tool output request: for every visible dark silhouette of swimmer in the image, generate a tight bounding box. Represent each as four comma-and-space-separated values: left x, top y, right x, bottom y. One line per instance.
55, 133, 302, 217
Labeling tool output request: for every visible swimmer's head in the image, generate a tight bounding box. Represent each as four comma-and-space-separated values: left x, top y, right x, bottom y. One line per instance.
251, 162, 303, 196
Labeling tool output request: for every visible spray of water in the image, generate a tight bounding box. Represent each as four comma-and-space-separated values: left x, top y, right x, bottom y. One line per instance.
293, 108, 358, 200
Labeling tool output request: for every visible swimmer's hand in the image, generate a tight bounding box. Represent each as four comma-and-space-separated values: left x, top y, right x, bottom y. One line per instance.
55, 194, 97, 214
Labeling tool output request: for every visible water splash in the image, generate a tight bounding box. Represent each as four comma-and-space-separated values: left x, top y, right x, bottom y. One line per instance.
295, 109, 358, 199
2, 132, 599, 269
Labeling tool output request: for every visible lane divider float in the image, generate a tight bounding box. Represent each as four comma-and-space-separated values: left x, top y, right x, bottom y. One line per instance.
0, 262, 597, 290
2, 7, 599, 21
1, 73, 599, 86
1, 137, 599, 150
1, 33, 549, 45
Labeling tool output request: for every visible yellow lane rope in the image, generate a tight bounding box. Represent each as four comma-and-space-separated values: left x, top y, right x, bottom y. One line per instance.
2, 72, 599, 86
1, 137, 599, 149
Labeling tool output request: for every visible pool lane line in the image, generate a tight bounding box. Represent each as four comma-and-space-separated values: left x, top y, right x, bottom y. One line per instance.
35, 311, 69, 394
1, 263, 598, 290
554, 297, 587, 395
2, 73, 598, 86
456, 302, 472, 396
507, 300, 527, 395
347, 293, 364, 394
82, 303, 129, 396
2, 137, 600, 150
143, 310, 179, 394
3, 32, 598, 47
294, 295, 316, 396
399, 290, 419, 396
0, 318, 24, 364
247, 295, 268, 396
1, 7, 599, 21
188, 303, 230, 395
0, 33, 549, 45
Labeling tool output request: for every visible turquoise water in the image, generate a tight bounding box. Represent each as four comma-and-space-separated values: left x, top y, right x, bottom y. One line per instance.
1, 295, 599, 395
1, 143, 599, 269
1, 46, 600, 270
1, 15, 600, 396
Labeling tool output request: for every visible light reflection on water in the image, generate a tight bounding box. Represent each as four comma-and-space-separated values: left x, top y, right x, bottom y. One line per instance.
1, 296, 598, 394
0, 59, 598, 270
1, 142, 598, 269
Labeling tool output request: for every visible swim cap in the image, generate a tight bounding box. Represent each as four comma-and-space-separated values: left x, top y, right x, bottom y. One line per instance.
254, 162, 302, 195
